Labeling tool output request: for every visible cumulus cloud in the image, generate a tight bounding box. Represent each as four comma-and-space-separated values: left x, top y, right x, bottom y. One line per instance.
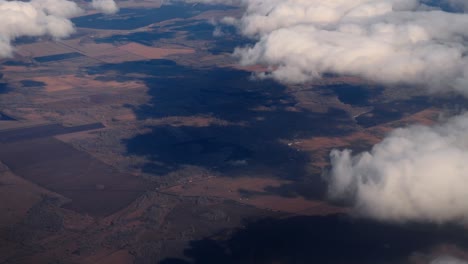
181, 0, 468, 94
237, 0, 468, 93
327, 113, 468, 224
91, 0, 119, 15
0, 0, 82, 57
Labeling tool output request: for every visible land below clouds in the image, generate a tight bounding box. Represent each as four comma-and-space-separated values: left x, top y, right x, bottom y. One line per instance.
0, 1, 467, 263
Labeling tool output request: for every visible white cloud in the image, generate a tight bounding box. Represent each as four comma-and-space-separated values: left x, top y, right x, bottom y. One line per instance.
0, 0, 121, 58
327, 113, 468, 224
238, 0, 468, 94
0, 0, 82, 57
91, 0, 119, 15
181, 0, 468, 94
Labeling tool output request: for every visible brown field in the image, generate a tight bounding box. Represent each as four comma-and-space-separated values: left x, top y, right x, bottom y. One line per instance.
0, 123, 104, 143
0, 137, 152, 216
0, 119, 51, 130
0, 65, 33, 72
0, 166, 64, 228
295, 108, 440, 168
58, 39, 120, 58
16, 41, 75, 57
29, 74, 144, 92
164, 176, 344, 216
389, 107, 439, 126
14, 37, 196, 66
0, 108, 50, 123
118, 43, 195, 59
93, 48, 146, 63
0, 120, 18, 128
111, 112, 138, 122
0, 2, 460, 263
295, 130, 381, 166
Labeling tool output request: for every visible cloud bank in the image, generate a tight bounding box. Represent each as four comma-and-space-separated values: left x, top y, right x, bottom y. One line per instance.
236, 0, 468, 94
91, 0, 119, 14
328, 114, 468, 224
0, 0, 82, 57
188, 0, 468, 94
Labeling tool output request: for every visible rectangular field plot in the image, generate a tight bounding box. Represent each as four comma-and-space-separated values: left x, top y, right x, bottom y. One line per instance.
0, 123, 104, 143
0, 137, 151, 216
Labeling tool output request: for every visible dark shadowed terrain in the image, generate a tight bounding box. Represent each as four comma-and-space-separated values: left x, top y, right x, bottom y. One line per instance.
0, 2, 467, 264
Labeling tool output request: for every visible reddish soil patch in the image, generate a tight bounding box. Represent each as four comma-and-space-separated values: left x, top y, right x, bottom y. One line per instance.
0, 137, 152, 216
295, 108, 440, 168
118, 43, 195, 59
0, 168, 64, 228
16, 42, 74, 57
30, 74, 143, 92
165, 177, 344, 216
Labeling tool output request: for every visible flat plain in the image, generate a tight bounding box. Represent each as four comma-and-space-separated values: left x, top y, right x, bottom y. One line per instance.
0, 1, 466, 263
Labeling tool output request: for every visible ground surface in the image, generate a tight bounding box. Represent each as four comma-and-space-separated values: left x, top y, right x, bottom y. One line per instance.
1, 1, 468, 263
